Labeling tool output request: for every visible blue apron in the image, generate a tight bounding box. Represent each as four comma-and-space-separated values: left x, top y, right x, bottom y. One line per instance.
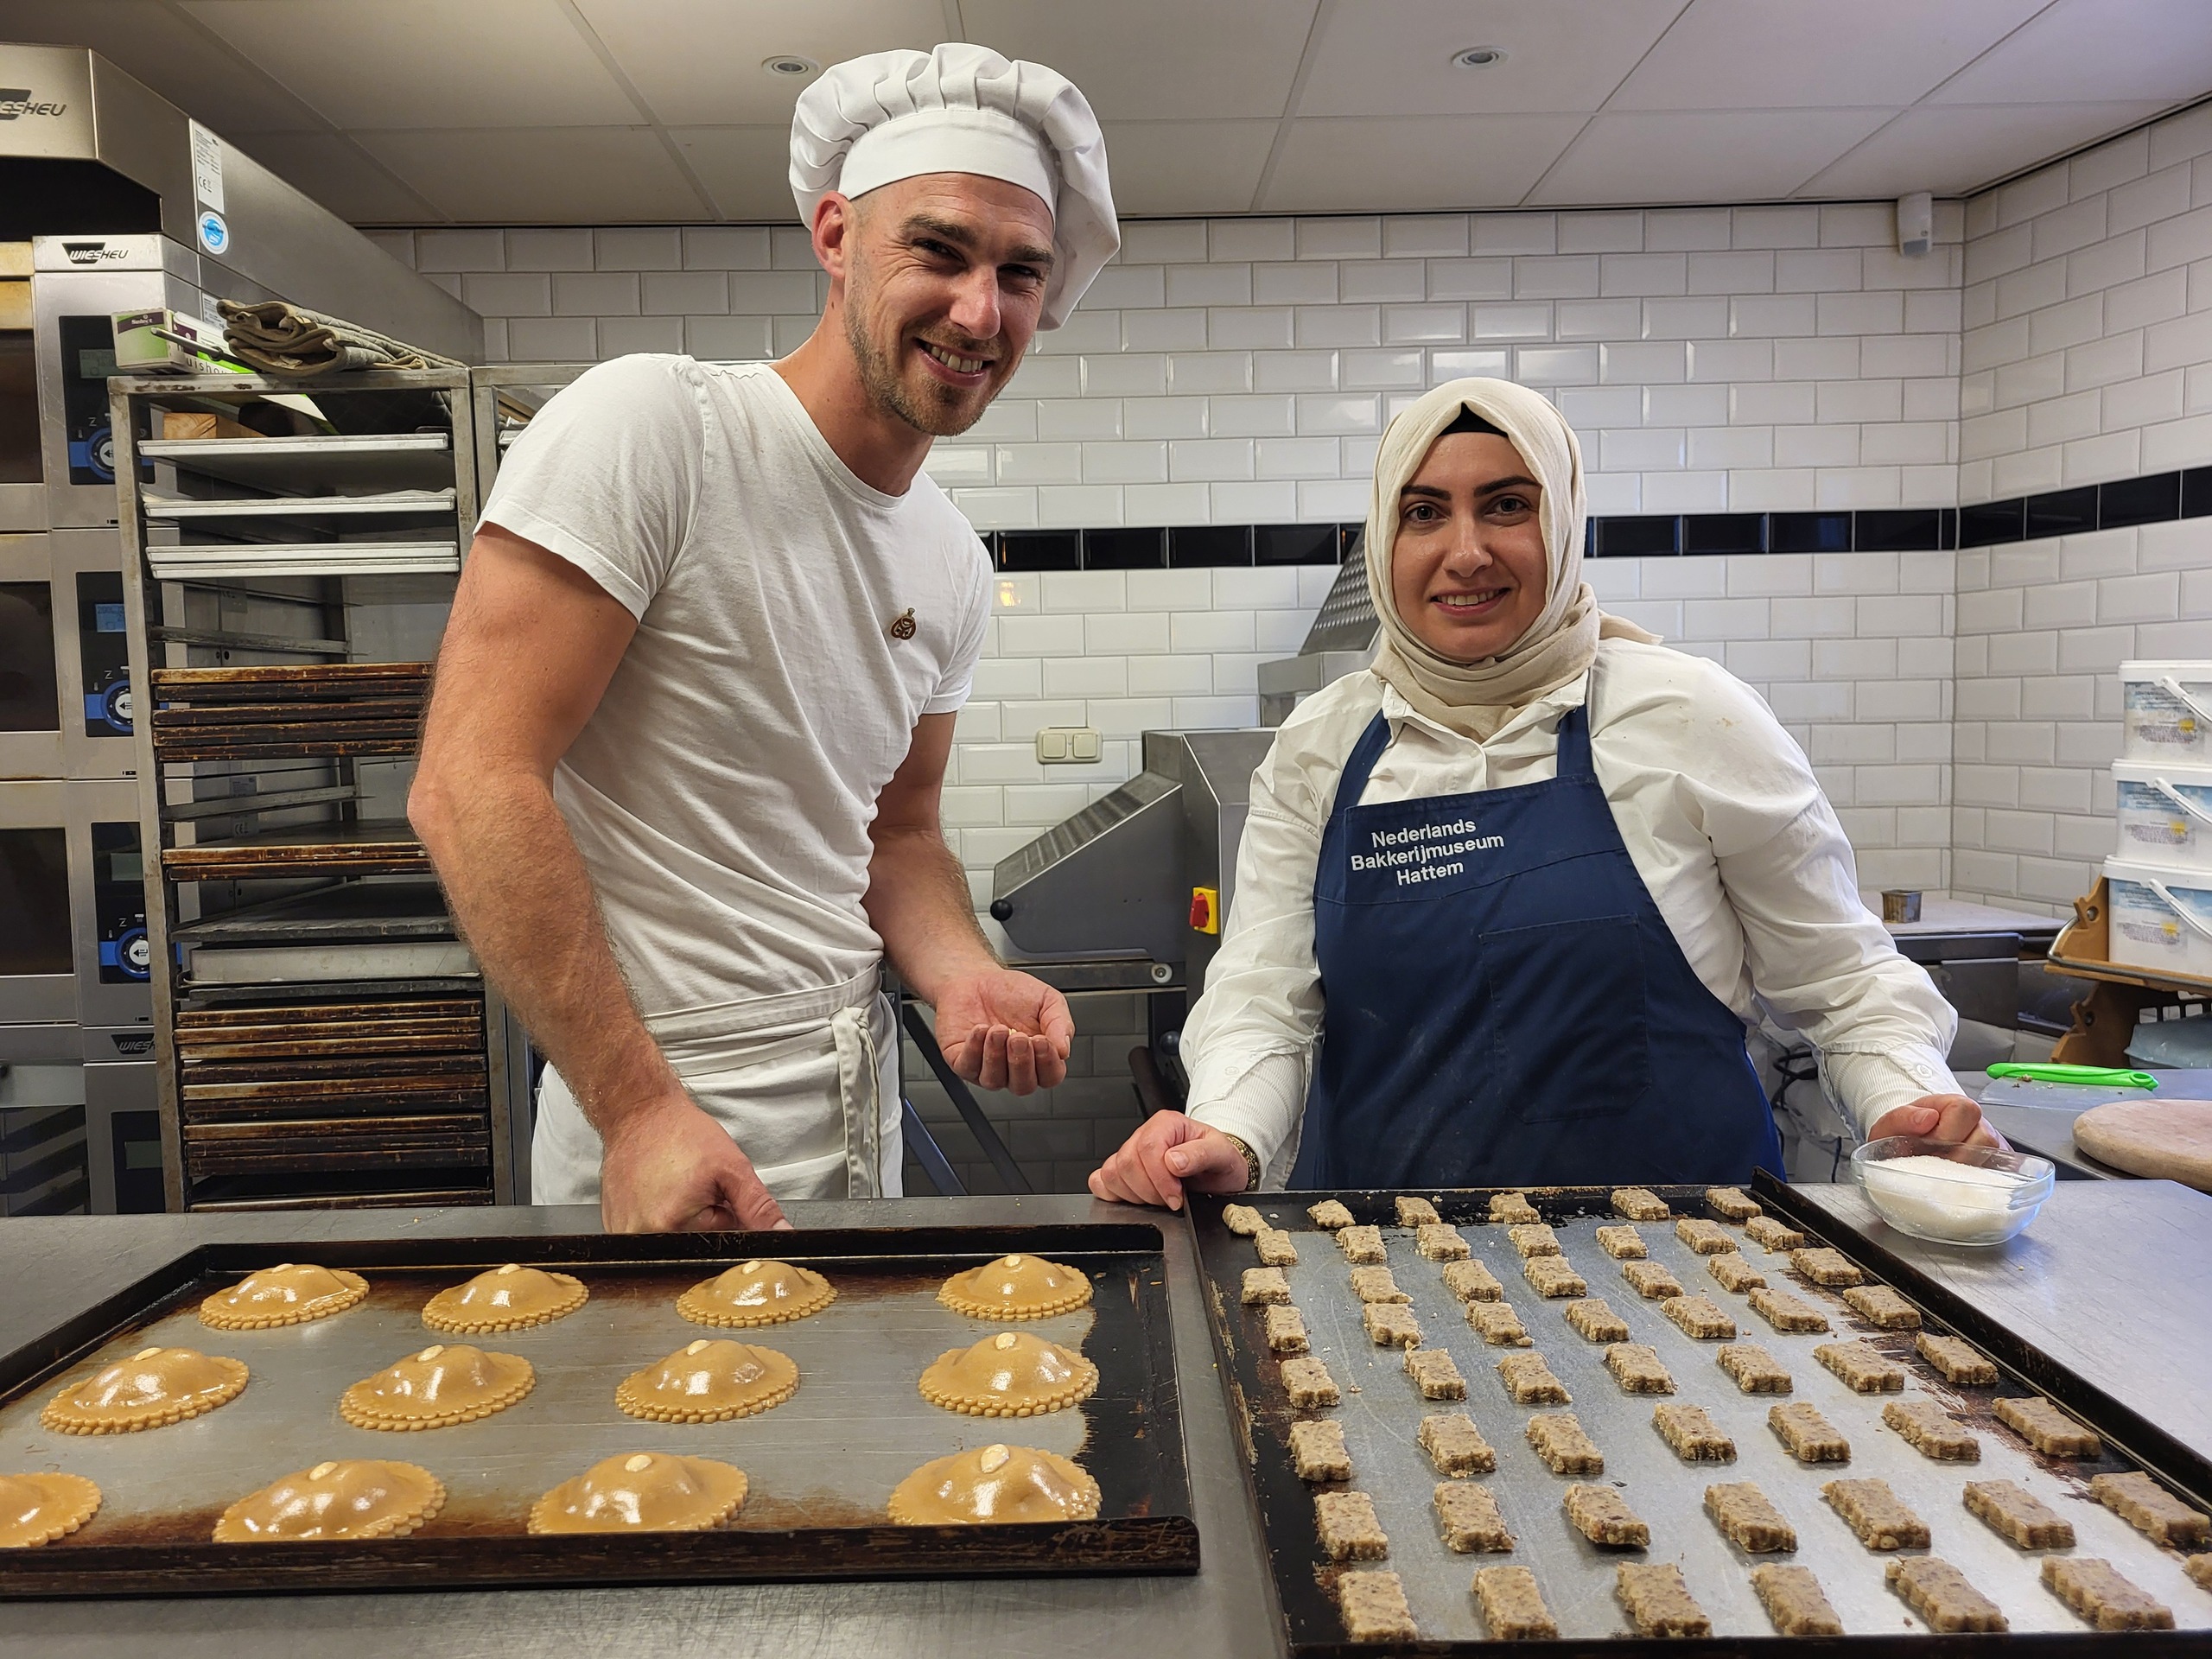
1288, 702, 1783, 1188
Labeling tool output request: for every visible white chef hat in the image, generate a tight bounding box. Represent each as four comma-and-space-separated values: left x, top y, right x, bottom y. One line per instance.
790, 43, 1118, 329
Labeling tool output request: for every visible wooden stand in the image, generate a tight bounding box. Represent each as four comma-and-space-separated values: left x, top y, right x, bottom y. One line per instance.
2046, 879, 2212, 1064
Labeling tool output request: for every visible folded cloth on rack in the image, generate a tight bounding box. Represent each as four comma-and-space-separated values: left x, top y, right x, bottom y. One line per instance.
218, 299, 464, 378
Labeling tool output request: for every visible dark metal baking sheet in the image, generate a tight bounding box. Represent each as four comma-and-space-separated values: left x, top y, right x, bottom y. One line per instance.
0, 1224, 1193, 1597
1195, 1185, 2211, 1656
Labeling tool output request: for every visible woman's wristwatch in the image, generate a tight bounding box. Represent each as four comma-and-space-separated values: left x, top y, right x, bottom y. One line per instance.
1220, 1132, 1262, 1192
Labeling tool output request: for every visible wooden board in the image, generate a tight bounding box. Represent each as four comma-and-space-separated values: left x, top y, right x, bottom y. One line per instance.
2073, 1099, 2212, 1191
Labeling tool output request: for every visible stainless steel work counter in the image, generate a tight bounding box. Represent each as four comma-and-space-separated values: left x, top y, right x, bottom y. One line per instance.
0, 1196, 1277, 1659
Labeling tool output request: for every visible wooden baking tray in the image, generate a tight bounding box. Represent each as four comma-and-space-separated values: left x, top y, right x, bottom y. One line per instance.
1194, 1179, 2209, 1655
0, 1224, 1194, 1597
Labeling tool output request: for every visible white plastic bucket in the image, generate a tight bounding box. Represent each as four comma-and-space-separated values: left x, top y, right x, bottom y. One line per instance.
2105, 856, 2212, 981
2120, 661, 2212, 761
2112, 760, 2212, 870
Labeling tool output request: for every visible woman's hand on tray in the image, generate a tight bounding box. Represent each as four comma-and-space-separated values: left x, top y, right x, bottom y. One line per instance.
600, 1092, 793, 1233
1867, 1092, 2007, 1151
1089, 1110, 1251, 1211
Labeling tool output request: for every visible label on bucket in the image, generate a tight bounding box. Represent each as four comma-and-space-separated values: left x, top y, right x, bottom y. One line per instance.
2126, 680, 2207, 755
2110, 878, 2186, 956
2117, 781, 2196, 850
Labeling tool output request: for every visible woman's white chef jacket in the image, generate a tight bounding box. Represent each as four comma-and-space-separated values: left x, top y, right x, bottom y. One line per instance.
1182, 637, 1961, 1184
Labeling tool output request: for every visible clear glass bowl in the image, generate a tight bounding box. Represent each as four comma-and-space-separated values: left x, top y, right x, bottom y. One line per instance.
1849, 1135, 2055, 1246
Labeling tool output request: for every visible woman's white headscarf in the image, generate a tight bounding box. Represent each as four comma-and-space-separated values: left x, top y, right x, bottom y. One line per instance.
1365, 377, 1654, 741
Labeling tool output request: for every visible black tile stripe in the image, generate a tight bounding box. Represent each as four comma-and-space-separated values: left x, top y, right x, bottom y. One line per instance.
987, 465, 2212, 571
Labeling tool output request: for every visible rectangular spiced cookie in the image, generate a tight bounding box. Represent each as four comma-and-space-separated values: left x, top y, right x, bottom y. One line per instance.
1395, 1195, 1441, 1227
1222, 1202, 1264, 1236
1314, 1490, 1389, 1560
1406, 1346, 1466, 1400
1824, 1478, 1930, 1549
1474, 1565, 1558, 1641
1751, 1564, 1843, 1637
1964, 1478, 2074, 1548
1612, 1186, 1671, 1221
1885, 1556, 2006, 1633
1565, 1482, 1649, 1547
1254, 1228, 1299, 1266
1789, 1245, 1862, 1287
1418, 1411, 1497, 1476
1843, 1284, 1920, 1330
1748, 1285, 1830, 1333
1916, 1332, 1999, 1384
1497, 1351, 1569, 1404
1745, 1214, 1805, 1251
1350, 1264, 1409, 1303
1814, 1340, 1905, 1393
1507, 1222, 1561, 1258
1707, 1185, 1761, 1221
2090, 1471, 2211, 1546
1769, 1401, 1849, 1463
1306, 1198, 1355, 1230
1489, 1192, 1541, 1224
1241, 1267, 1290, 1306
1335, 1224, 1387, 1264
1337, 1570, 1416, 1643
1281, 1356, 1339, 1409
1525, 1411, 1604, 1474
1441, 1258, 1504, 1302
1624, 1260, 1683, 1300
1467, 1301, 1532, 1346
1566, 1297, 1630, 1343
1434, 1480, 1514, 1552
1416, 1223, 1471, 1261
1522, 1255, 1586, 1299
1996, 1395, 2101, 1458
1654, 1402, 1736, 1462
1595, 1224, 1647, 1259
2188, 1555, 2212, 1592
1290, 1419, 1352, 1482
1263, 1305, 1310, 1354
2043, 1557, 2175, 1630
1884, 1398, 1980, 1460
1662, 1294, 1737, 1339
1717, 1342, 1792, 1393
1676, 1217, 1735, 1254
1708, 1252, 1766, 1293
1616, 1562, 1709, 1637
1705, 1480, 1794, 1550
1363, 1302, 1422, 1348
1605, 1342, 1675, 1393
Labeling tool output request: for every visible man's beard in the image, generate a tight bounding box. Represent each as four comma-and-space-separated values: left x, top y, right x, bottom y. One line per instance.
844, 306, 990, 438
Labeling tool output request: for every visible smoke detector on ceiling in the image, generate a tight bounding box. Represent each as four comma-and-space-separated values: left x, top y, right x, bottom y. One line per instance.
762, 55, 820, 78
1452, 47, 1506, 68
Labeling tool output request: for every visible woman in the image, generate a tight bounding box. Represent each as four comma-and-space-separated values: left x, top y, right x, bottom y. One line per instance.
1090, 378, 1992, 1208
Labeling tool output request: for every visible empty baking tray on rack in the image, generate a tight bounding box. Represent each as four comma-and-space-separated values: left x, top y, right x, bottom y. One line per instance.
144, 543, 460, 580
139, 433, 454, 495
0, 1224, 1195, 1596
172, 881, 467, 987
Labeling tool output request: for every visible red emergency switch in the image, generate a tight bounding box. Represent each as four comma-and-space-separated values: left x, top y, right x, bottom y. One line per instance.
1190, 886, 1220, 934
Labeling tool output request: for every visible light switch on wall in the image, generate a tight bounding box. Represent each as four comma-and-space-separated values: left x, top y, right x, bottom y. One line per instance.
1035, 726, 1102, 764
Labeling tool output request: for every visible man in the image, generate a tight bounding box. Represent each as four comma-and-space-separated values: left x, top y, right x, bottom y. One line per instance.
410, 44, 1116, 1231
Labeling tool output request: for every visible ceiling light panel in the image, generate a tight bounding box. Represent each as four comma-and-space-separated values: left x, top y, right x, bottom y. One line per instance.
1262, 113, 1588, 213
1096, 120, 1280, 216
958, 0, 1319, 121
673, 125, 811, 219
1528, 108, 1897, 205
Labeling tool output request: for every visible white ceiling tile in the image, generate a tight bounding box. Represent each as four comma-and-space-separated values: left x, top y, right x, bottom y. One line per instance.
1096, 121, 1279, 216
234, 132, 443, 223
957, 0, 1319, 121
1261, 115, 1586, 213
1298, 0, 1691, 118
1610, 0, 2048, 111
575, 0, 944, 127
353, 128, 708, 222
1527, 110, 1896, 206
672, 127, 806, 220
0, 0, 327, 132
180, 0, 640, 128
1799, 101, 2175, 199
1928, 0, 2212, 105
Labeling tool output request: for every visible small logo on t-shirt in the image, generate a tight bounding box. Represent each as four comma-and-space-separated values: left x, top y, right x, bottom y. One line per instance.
887, 607, 917, 641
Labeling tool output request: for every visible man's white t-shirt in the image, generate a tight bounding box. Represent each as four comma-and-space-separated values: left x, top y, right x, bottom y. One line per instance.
479, 353, 992, 1020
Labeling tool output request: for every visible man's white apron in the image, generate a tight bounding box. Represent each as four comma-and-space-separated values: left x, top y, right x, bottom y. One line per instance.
531, 964, 904, 1205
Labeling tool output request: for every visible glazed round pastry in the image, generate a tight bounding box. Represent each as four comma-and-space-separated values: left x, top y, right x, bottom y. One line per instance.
918, 1331, 1099, 1418
338, 1343, 534, 1431
937, 1255, 1092, 1321
41, 1346, 248, 1434
213, 1459, 445, 1541
615, 1338, 798, 1423
421, 1263, 588, 1334
528, 1451, 749, 1534
887, 1442, 1101, 1525
200, 1262, 368, 1330
0, 1472, 102, 1547
675, 1259, 836, 1328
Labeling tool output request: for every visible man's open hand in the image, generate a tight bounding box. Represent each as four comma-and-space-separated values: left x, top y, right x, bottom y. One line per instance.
598, 1092, 791, 1233
933, 968, 1075, 1094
